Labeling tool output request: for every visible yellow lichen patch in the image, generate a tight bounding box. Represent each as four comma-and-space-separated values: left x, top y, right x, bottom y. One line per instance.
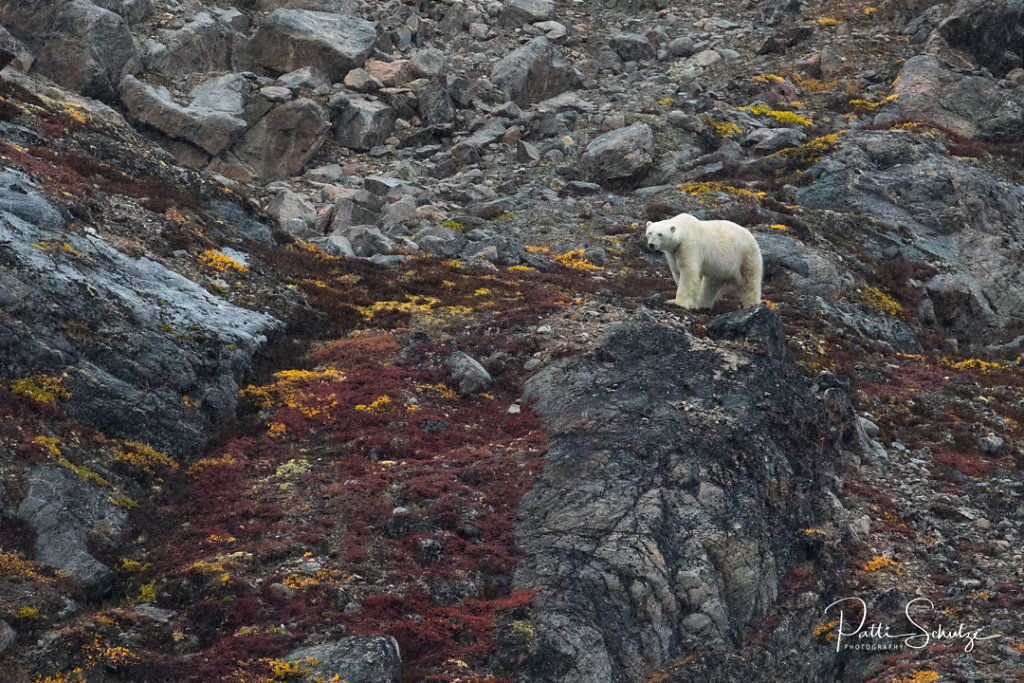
508, 265, 535, 272
0, 552, 62, 584
18, 605, 42, 620
554, 249, 602, 271
186, 454, 238, 475
815, 17, 840, 26
770, 224, 790, 231
792, 74, 839, 92
737, 104, 811, 127
57, 458, 112, 488
895, 672, 940, 683
165, 207, 188, 223
707, 120, 742, 136
442, 219, 465, 231
766, 133, 839, 167
753, 74, 784, 84
355, 395, 390, 412
418, 383, 459, 400
864, 556, 901, 572
511, 619, 535, 638
113, 441, 178, 475
199, 249, 249, 273
524, 245, 550, 253
359, 296, 473, 321
109, 496, 138, 509
849, 93, 899, 111
659, 97, 676, 105
282, 568, 341, 591
848, 285, 903, 317
679, 181, 767, 201
762, 299, 779, 310
63, 107, 88, 124
272, 458, 311, 489
803, 528, 827, 536
242, 368, 345, 422
32, 435, 62, 457
10, 374, 71, 404
815, 619, 840, 642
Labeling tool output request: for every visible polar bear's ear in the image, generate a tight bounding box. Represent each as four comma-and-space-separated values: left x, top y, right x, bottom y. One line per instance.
645, 221, 652, 229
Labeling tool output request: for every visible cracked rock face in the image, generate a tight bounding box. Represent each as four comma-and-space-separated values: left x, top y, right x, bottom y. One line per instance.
511, 311, 836, 682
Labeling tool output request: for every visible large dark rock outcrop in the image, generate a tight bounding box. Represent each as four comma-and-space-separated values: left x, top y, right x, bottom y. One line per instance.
511, 309, 838, 682
796, 129, 1024, 333
0, 168, 281, 458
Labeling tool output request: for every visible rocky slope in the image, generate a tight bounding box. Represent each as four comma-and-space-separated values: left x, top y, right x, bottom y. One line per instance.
2, 0, 1024, 681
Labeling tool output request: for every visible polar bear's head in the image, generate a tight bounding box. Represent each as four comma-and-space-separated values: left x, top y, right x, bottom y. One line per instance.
645, 218, 680, 252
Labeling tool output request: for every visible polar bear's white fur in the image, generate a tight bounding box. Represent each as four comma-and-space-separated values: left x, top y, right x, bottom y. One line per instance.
645, 212, 762, 309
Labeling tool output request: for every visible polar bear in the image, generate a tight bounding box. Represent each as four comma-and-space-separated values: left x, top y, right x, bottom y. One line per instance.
645, 212, 762, 309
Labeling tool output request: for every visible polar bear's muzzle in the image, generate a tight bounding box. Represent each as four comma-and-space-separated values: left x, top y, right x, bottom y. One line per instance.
647, 242, 657, 252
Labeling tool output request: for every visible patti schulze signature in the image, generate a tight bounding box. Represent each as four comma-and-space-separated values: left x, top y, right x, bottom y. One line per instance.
823, 597, 1002, 653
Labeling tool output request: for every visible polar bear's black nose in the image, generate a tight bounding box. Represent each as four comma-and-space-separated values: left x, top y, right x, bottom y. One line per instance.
647, 242, 656, 251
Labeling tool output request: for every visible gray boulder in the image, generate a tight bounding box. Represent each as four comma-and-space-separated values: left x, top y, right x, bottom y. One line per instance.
499, 0, 555, 27
234, 98, 330, 180
148, 11, 245, 76
22, 0, 140, 103
267, 189, 319, 237
446, 351, 492, 394
120, 75, 248, 157
579, 122, 655, 186
877, 54, 1024, 142
330, 189, 382, 231
609, 32, 656, 62
284, 635, 401, 683
250, 9, 377, 82
935, 0, 1024, 78
408, 47, 447, 79
331, 92, 397, 150
511, 312, 837, 681
491, 37, 583, 107
17, 465, 130, 599
0, 168, 280, 457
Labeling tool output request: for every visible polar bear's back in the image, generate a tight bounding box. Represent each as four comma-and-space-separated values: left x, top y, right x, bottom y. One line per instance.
676, 215, 760, 274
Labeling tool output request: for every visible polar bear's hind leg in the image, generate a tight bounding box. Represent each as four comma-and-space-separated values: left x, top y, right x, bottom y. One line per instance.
739, 249, 763, 308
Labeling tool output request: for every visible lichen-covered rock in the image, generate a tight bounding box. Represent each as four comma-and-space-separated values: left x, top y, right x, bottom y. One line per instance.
796, 130, 1024, 332
250, 9, 377, 82
877, 54, 1024, 142
510, 312, 838, 681
0, 168, 280, 457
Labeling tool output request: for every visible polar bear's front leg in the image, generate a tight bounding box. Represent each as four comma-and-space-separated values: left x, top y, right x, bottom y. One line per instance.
670, 255, 701, 309
664, 250, 681, 288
